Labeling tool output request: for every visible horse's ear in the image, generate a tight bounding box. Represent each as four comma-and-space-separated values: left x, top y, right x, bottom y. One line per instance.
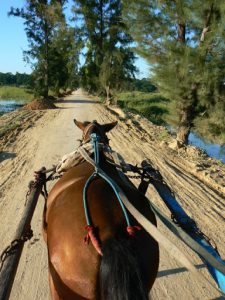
102, 121, 118, 133
74, 119, 85, 131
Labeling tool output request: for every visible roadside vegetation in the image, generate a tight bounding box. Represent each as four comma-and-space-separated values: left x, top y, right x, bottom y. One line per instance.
0, 72, 32, 86
117, 90, 225, 145
0, 110, 28, 138
123, 1, 225, 145
117, 91, 172, 126
0, 86, 34, 102
5, 0, 225, 147
193, 115, 225, 145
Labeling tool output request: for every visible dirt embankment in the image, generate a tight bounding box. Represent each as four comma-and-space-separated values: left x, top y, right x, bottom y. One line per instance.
0, 89, 224, 300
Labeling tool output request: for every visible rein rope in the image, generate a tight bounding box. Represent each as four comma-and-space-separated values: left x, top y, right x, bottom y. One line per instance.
81, 133, 141, 255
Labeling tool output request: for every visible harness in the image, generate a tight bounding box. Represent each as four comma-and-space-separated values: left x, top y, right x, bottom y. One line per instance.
1, 123, 225, 298
78, 131, 225, 295
80, 133, 141, 255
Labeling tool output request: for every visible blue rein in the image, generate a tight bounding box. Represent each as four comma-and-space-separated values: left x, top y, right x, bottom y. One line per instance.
83, 133, 131, 227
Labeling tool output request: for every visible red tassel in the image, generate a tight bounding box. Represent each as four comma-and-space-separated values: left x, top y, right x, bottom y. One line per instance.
127, 225, 142, 236
84, 225, 103, 256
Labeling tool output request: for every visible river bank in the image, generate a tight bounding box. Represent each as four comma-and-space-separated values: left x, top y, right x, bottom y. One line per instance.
0, 90, 224, 299
117, 91, 225, 162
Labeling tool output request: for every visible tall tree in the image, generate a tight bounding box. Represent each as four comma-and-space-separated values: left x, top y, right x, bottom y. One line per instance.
123, 0, 225, 144
9, 0, 70, 98
49, 25, 82, 95
74, 0, 137, 102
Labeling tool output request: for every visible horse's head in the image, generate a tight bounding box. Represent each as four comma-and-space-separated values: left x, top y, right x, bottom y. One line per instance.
74, 119, 117, 145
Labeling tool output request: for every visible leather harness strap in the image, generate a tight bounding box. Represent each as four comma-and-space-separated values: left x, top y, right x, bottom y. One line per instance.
78, 146, 225, 296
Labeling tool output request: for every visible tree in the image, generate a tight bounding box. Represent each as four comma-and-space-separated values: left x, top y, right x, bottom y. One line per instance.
73, 0, 137, 102
0, 72, 32, 86
123, 0, 225, 144
49, 25, 82, 95
9, 0, 70, 98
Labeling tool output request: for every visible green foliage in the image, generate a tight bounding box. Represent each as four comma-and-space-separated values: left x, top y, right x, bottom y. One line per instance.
117, 91, 170, 125
0, 72, 33, 87
9, 0, 81, 98
123, 78, 157, 93
0, 86, 34, 101
0, 122, 19, 138
48, 26, 82, 95
122, 0, 225, 143
74, 0, 137, 100
194, 102, 225, 144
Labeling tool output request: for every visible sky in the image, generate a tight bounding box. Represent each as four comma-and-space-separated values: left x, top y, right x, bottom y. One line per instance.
0, 0, 150, 78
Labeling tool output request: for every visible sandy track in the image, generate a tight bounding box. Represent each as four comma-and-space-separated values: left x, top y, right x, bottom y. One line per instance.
0, 90, 224, 299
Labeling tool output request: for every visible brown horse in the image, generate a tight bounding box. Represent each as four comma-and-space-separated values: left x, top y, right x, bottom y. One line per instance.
44, 120, 159, 300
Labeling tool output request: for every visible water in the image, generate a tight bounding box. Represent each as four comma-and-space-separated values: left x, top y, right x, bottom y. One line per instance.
167, 125, 225, 164
188, 132, 225, 163
0, 99, 25, 115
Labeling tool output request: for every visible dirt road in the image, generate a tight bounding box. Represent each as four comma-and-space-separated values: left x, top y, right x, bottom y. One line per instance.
0, 90, 224, 299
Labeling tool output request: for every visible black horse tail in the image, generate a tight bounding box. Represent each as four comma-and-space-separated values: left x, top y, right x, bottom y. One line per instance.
99, 236, 149, 300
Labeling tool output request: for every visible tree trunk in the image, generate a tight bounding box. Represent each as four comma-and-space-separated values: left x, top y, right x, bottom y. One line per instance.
200, 3, 214, 42
43, 19, 49, 99
100, 0, 103, 53
177, 84, 198, 145
177, 108, 191, 145
105, 84, 116, 105
106, 85, 111, 105
178, 22, 185, 43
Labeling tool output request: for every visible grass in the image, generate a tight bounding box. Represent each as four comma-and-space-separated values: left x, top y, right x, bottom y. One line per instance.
0, 86, 34, 102
117, 91, 175, 126
116, 91, 225, 145
0, 122, 19, 138
0, 113, 25, 138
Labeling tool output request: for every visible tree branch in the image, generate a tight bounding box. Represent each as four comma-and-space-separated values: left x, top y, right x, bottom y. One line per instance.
200, 2, 214, 42
178, 22, 185, 43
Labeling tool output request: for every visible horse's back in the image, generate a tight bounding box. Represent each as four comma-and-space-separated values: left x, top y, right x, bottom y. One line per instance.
46, 162, 127, 298
45, 162, 159, 299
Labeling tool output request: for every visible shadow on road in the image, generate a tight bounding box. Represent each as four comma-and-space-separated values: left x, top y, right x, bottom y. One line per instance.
157, 262, 206, 278
0, 152, 16, 162
56, 99, 100, 104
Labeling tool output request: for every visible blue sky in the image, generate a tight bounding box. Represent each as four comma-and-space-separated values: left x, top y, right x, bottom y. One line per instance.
0, 0, 150, 78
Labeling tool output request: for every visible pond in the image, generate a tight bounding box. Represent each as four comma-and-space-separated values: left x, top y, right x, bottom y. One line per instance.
0, 99, 25, 116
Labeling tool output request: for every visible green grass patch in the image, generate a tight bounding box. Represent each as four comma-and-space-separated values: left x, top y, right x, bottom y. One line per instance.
0, 113, 24, 138
0, 86, 34, 102
117, 91, 175, 126
0, 122, 19, 138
